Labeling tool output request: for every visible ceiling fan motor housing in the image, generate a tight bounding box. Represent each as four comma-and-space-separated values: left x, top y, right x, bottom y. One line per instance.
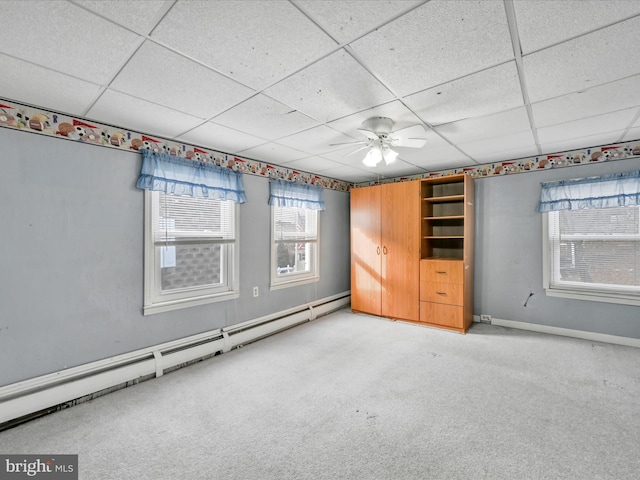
361, 117, 395, 135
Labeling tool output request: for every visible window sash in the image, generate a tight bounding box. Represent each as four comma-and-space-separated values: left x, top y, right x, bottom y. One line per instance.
543, 208, 640, 305
144, 190, 239, 314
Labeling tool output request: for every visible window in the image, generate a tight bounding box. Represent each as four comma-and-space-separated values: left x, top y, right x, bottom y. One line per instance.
271, 205, 319, 288
539, 171, 640, 305
143, 190, 239, 314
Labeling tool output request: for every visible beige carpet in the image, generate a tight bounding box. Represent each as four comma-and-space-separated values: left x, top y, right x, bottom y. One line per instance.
1, 309, 639, 479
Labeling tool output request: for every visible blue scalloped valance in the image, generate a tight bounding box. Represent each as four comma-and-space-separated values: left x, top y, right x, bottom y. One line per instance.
136, 150, 247, 203
268, 179, 325, 211
536, 171, 640, 212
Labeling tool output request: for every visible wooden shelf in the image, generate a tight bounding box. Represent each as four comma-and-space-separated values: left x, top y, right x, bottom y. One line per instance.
423, 194, 464, 203
423, 215, 464, 220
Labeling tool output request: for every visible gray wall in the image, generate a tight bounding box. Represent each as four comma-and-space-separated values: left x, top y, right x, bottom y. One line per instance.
0, 127, 350, 386
474, 157, 640, 339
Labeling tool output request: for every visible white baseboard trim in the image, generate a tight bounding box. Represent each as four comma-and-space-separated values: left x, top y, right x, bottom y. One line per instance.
486, 317, 640, 349
0, 292, 350, 426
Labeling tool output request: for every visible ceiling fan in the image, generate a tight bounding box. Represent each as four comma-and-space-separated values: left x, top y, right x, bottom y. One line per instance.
332, 117, 428, 167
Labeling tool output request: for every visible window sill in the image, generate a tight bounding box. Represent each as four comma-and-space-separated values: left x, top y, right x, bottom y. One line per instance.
144, 290, 239, 315
545, 287, 640, 307
270, 275, 319, 291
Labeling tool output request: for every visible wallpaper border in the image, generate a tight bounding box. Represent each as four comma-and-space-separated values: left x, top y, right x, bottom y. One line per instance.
2, 97, 639, 189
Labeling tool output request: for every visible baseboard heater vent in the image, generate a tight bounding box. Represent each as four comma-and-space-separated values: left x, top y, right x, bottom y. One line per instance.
0, 292, 350, 430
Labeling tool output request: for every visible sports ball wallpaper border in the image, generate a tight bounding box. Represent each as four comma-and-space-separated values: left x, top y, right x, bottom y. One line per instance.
1, 96, 639, 189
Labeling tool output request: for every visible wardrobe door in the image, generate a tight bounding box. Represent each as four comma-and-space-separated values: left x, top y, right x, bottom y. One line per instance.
350, 185, 382, 316
381, 181, 420, 322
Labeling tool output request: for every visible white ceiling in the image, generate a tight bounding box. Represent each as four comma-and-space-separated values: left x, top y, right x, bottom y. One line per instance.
2, 0, 640, 183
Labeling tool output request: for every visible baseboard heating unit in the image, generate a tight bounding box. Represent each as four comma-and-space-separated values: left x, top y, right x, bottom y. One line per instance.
0, 292, 350, 430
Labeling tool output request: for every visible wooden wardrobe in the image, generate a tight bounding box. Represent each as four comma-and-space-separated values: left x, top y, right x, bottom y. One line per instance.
350, 174, 474, 333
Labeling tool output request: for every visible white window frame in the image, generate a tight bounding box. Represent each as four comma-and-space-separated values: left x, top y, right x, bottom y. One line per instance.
270, 205, 320, 290
143, 190, 239, 315
542, 209, 640, 306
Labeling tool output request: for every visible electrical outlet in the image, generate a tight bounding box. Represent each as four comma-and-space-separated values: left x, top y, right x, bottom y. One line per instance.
480, 314, 491, 323
252, 286, 259, 297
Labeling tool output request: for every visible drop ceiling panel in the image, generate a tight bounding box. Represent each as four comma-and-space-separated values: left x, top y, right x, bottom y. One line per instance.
524, 16, 640, 103
211, 94, 319, 140
313, 165, 378, 183
87, 90, 204, 139
458, 130, 538, 160
531, 75, 640, 128
327, 101, 424, 138
177, 122, 267, 155
514, 0, 640, 54
111, 41, 255, 119
0, 1, 141, 84
0, 54, 102, 116
395, 144, 472, 169
296, 0, 424, 44
404, 62, 524, 126
237, 142, 307, 164
150, 0, 338, 90
349, 0, 513, 97
74, 0, 170, 34
537, 109, 639, 145
264, 50, 395, 123
622, 127, 640, 142
275, 125, 365, 154
540, 130, 630, 155
435, 107, 532, 144
281, 156, 348, 173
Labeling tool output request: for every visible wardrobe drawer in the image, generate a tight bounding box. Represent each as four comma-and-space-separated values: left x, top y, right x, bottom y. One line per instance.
420, 282, 463, 305
421, 260, 463, 284
420, 302, 463, 329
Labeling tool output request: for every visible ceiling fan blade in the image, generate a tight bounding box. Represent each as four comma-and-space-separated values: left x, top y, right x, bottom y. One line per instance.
388, 124, 427, 148
328, 139, 368, 147
357, 128, 379, 140
344, 144, 371, 157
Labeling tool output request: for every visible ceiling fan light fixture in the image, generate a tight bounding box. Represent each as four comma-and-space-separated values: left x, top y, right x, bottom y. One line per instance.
362, 148, 382, 167
383, 147, 399, 165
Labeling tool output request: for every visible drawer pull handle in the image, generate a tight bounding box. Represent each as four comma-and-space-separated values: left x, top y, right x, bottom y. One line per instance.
436, 271, 447, 274
377, 246, 380, 255
436, 292, 447, 296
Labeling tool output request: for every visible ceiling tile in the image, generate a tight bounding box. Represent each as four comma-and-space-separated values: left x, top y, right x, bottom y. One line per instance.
370, 159, 428, 178
87, 90, 204, 139
177, 122, 267, 155
404, 61, 524, 126
0, 54, 102, 116
296, 0, 423, 44
434, 107, 532, 144
211, 94, 319, 140
281, 156, 347, 173
622, 127, 640, 142
236, 142, 307, 164
531, 74, 640, 128
0, 1, 141, 84
74, 0, 170, 34
276, 125, 365, 154
349, 0, 513, 96
540, 130, 630, 155
514, 0, 640, 54
396, 143, 472, 168
111, 41, 255, 119
327, 101, 425, 137
537, 109, 639, 145
458, 130, 537, 158
523, 16, 640, 103
264, 49, 395, 122
319, 165, 378, 183
151, 0, 338, 90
